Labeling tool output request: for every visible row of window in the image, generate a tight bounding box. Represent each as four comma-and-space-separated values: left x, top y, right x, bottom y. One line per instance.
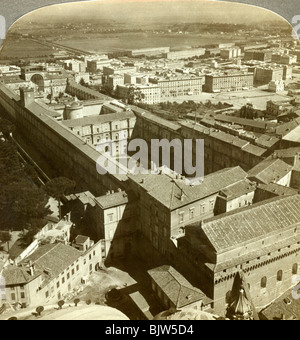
179, 202, 214, 223
261, 265, 298, 288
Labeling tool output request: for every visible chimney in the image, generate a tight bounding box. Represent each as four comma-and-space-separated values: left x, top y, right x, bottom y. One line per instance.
28, 261, 34, 276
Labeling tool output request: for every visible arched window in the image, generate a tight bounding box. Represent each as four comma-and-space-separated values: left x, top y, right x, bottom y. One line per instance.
292, 263, 298, 275
277, 270, 283, 282
261, 276, 267, 288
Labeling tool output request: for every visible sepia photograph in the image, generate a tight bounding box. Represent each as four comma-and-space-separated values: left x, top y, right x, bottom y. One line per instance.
0, 0, 299, 323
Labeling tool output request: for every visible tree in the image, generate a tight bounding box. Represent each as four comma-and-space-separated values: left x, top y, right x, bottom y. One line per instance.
36, 306, 44, 316
58, 300, 65, 310
0, 231, 11, 252
0, 182, 51, 232
46, 93, 53, 104
0, 118, 15, 137
79, 78, 87, 87
74, 298, 80, 307
44, 177, 76, 219
127, 85, 145, 105
0, 137, 52, 235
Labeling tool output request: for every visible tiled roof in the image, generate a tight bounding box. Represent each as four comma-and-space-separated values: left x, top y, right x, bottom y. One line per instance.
75, 235, 90, 244
95, 191, 129, 209
274, 147, 300, 158
62, 111, 135, 128
248, 158, 293, 184
201, 195, 300, 253
131, 106, 182, 132
275, 118, 300, 137
20, 243, 81, 280
148, 265, 210, 308
282, 125, 300, 143
2, 265, 40, 286
219, 179, 256, 200
255, 134, 280, 149
128, 166, 248, 210
214, 114, 276, 130
242, 143, 267, 157
256, 183, 298, 197
260, 287, 300, 320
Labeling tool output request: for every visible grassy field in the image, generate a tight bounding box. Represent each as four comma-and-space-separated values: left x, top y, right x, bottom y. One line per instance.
54, 32, 241, 53
0, 39, 54, 59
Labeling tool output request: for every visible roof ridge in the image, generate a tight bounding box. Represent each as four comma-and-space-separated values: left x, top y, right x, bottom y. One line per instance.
203, 194, 298, 226
27, 243, 58, 265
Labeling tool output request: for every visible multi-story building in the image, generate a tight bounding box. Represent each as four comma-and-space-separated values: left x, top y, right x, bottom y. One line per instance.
266, 98, 295, 116
86, 56, 111, 74
103, 66, 137, 77
254, 66, 284, 85
107, 74, 124, 91
129, 47, 170, 57
132, 107, 266, 174
244, 50, 273, 62
127, 166, 255, 266
268, 80, 285, 93
163, 49, 206, 60
117, 84, 161, 105
204, 72, 254, 93
220, 48, 242, 59
271, 54, 297, 65
64, 59, 87, 73
86, 190, 137, 260
1, 240, 103, 307
178, 194, 300, 316
149, 75, 204, 99
62, 111, 136, 156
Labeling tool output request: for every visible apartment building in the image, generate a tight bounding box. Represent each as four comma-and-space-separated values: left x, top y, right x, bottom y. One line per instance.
149, 75, 204, 99
204, 73, 254, 93
1, 240, 103, 308
117, 84, 161, 105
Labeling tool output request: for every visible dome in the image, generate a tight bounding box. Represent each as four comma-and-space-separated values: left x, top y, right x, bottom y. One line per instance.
38, 305, 129, 321
154, 308, 219, 321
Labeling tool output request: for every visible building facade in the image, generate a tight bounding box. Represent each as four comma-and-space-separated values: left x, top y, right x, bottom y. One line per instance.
178, 194, 300, 316
1, 240, 104, 308
204, 73, 254, 93
149, 76, 204, 99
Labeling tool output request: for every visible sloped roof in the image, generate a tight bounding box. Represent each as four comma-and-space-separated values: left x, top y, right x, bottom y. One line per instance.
260, 287, 300, 320
219, 179, 256, 200
256, 183, 298, 197
20, 243, 81, 280
201, 195, 300, 253
95, 191, 129, 209
2, 265, 40, 286
148, 265, 210, 308
275, 118, 300, 137
128, 166, 248, 210
248, 158, 292, 184
75, 235, 90, 245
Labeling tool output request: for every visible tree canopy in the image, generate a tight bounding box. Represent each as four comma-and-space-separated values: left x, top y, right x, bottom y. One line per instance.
0, 136, 51, 233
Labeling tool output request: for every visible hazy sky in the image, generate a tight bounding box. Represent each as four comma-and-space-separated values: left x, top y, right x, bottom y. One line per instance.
15, 0, 288, 26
